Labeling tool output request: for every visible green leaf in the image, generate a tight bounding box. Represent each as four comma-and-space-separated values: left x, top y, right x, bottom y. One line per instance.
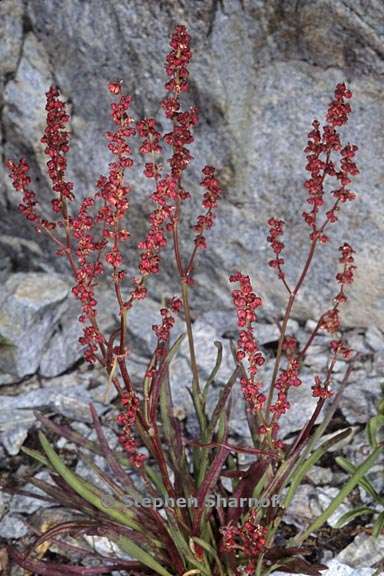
207, 367, 239, 437
191, 537, 224, 576
38, 432, 141, 531
21, 446, 52, 468
116, 535, 174, 576
372, 511, 384, 538
335, 456, 381, 502
159, 334, 185, 451
367, 415, 384, 449
334, 506, 373, 528
292, 445, 382, 546
203, 341, 223, 400
143, 465, 168, 498
283, 428, 353, 509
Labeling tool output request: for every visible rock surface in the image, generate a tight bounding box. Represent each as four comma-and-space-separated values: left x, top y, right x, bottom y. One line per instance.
1, 2, 384, 568
1, 0, 384, 327
273, 559, 377, 576
0, 273, 69, 378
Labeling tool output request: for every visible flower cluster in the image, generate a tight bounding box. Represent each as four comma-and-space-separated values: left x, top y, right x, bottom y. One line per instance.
330, 339, 353, 359
302, 83, 358, 240
221, 514, 268, 574
71, 197, 106, 362
152, 307, 176, 344
317, 242, 356, 369
136, 116, 170, 278
164, 24, 192, 95
282, 335, 298, 357
312, 374, 334, 399
270, 358, 302, 418
41, 86, 74, 207
229, 272, 265, 413
335, 242, 356, 304
193, 166, 222, 250
97, 87, 135, 273
267, 217, 285, 279
163, 25, 198, 180
133, 25, 202, 288
5, 159, 42, 225
321, 308, 341, 333
116, 391, 145, 468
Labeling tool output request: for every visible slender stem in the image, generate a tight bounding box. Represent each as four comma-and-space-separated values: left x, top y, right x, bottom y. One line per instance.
299, 316, 323, 358
264, 293, 295, 415
170, 195, 205, 429
172, 198, 185, 277
288, 398, 325, 456
264, 235, 318, 421
181, 282, 200, 395
185, 244, 198, 276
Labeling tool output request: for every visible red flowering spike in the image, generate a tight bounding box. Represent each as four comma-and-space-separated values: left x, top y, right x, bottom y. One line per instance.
108, 80, 122, 95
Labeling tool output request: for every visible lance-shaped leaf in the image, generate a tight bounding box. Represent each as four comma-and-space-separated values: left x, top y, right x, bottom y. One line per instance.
292, 444, 382, 546
190, 537, 224, 576
372, 510, 384, 538
150, 333, 186, 422
335, 455, 383, 502
192, 444, 231, 532
115, 533, 179, 576
283, 428, 353, 509
38, 432, 141, 531
202, 341, 223, 400
35, 412, 101, 454
207, 366, 240, 437
9, 546, 152, 575
367, 414, 384, 449
21, 446, 52, 468
334, 506, 373, 528
89, 404, 143, 498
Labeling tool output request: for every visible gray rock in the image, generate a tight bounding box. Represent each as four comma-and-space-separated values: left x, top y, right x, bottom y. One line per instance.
372, 350, 384, 376
0, 235, 46, 280
0, 492, 11, 520
3, 32, 52, 154
336, 533, 384, 569
83, 535, 123, 558
305, 465, 333, 486
346, 330, 372, 355
284, 484, 351, 531
1, 424, 29, 456
0, 513, 28, 539
0, 273, 69, 377
123, 297, 182, 357
277, 374, 319, 439
303, 352, 329, 372
0, 373, 14, 386
284, 484, 323, 530
0, 0, 23, 78
273, 559, 376, 576
340, 373, 383, 424
317, 487, 352, 528
9, 470, 54, 515
40, 288, 120, 377
365, 326, 384, 352
0, 372, 111, 453
0, 0, 383, 330
75, 454, 114, 493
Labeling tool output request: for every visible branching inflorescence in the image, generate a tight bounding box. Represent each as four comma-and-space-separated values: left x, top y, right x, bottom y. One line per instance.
6, 24, 380, 576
